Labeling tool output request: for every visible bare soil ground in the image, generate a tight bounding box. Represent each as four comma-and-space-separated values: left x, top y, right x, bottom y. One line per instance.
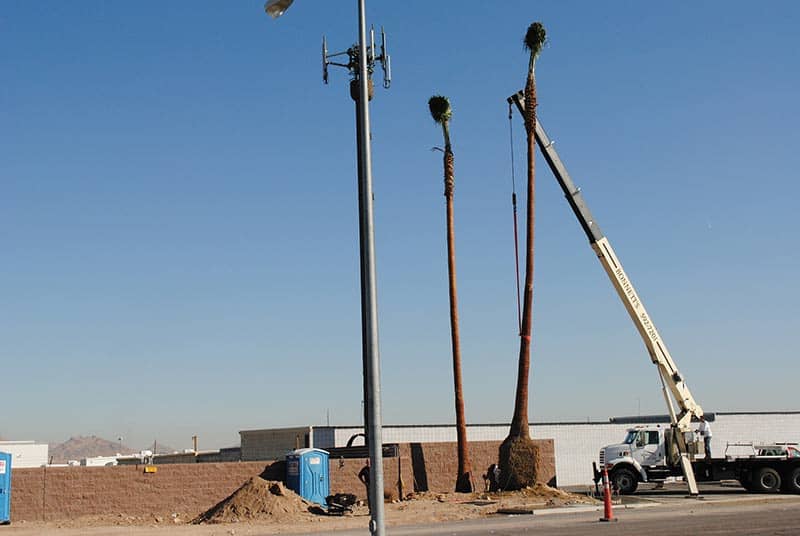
4, 478, 598, 535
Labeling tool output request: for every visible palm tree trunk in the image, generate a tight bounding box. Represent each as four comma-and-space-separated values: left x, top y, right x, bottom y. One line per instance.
443, 147, 473, 492
498, 69, 540, 491
509, 72, 537, 439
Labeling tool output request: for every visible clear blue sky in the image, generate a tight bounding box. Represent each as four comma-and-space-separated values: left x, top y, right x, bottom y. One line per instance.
2, 1, 798, 451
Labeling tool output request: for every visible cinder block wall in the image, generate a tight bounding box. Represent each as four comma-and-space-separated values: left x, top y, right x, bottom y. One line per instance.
8, 456, 414, 521
11, 462, 270, 521
329, 455, 414, 500
9, 440, 557, 522
328, 440, 555, 499
398, 440, 555, 492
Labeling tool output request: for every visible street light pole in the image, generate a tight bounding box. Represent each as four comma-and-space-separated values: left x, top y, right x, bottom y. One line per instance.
265, 1, 386, 534
354, 1, 386, 533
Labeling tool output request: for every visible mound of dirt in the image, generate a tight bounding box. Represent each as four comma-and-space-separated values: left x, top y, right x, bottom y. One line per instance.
405, 483, 596, 509
517, 482, 597, 506
520, 482, 584, 500
193, 477, 314, 524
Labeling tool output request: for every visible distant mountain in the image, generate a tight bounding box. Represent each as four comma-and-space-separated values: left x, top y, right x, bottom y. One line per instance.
49, 436, 131, 463
49, 436, 176, 464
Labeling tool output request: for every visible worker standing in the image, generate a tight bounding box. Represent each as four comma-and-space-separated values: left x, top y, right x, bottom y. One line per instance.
698, 415, 713, 459
483, 463, 501, 492
358, 459, 371, 509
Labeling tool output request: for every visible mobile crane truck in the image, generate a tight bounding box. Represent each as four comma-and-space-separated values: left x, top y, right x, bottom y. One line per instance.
508, 91, 800, 496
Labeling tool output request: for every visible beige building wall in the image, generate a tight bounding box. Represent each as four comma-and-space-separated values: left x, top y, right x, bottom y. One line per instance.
0, 441, 48, 468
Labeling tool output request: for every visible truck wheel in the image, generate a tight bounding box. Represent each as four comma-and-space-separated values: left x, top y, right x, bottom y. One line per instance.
750, 467, 781, 493
780, 466, 800, 494
611, 467, 639, 494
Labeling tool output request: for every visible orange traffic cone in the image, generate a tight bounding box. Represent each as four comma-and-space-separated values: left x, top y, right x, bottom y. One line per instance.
599, 467, 617, 522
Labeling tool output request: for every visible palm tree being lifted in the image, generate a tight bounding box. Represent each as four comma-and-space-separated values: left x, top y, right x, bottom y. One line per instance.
428, 95, 473, 493
499, 22, 546, 491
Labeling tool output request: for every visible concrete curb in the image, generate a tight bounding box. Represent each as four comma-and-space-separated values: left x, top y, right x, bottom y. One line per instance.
524, 501, 660, 517
519, 492, 800, 518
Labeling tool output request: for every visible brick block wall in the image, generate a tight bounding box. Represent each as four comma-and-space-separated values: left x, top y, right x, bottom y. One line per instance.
327, 441, 555, 498
8, 440, 556, 522
10, 458, 411, 521
11, 462, 270, 521
399, 440, 555, 493
329, 455, 413, 501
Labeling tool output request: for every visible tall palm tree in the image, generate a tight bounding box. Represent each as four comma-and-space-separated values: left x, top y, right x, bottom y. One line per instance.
429, 95, 473, 493
499, 22, 546, 491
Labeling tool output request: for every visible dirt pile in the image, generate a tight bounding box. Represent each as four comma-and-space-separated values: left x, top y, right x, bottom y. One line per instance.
405, 483, 596, 510
520, 482, 589, 501
512, 482, 597, 507
193, 477, 314, 524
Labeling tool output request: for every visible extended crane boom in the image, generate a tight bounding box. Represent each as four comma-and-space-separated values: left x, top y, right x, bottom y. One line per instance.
508, 91, 702, 494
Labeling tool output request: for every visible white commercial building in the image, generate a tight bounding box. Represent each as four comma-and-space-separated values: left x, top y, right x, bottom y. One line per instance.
80, 455, 119, 467
0, 441, 49, 468
243, 412, 800, 487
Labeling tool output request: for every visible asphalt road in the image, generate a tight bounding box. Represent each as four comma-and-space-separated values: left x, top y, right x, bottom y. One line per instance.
322, 487, 800, 536
387, 502, 800, 535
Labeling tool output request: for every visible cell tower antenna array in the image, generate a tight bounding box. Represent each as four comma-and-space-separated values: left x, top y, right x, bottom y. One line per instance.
322, 26, 391, 88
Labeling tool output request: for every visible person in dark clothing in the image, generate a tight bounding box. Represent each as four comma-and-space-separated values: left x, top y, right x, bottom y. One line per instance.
358, 459, 371, 507
483, 463, 501, 492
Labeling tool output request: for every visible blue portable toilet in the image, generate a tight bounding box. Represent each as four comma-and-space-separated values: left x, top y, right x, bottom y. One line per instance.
0, 452, 11, 524
285, 448, 329, 506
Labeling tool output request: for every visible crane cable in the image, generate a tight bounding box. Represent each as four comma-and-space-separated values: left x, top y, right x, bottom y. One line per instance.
508, 102, 522, 335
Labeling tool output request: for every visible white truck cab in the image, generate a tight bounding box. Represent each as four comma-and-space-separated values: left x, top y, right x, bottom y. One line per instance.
600, 425, 670, 493
623, 427, 666, 466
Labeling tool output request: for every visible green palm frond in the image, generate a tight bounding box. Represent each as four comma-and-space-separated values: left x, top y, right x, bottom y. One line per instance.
524, 22, 547, 60
428, 95, 452, 124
